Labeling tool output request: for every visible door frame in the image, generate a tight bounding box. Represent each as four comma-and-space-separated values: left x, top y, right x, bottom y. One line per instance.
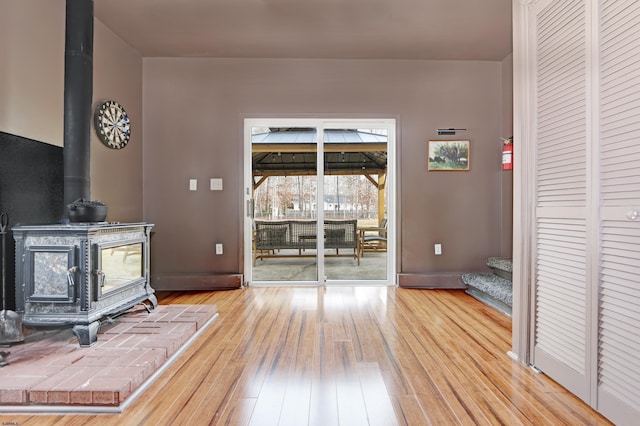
243, 117, 397, 286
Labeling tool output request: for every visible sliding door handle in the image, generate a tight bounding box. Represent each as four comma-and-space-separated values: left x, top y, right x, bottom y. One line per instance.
246, 199, 254, 218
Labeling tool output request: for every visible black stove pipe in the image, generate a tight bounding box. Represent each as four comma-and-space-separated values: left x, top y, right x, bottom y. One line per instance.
62, 0, 94, 214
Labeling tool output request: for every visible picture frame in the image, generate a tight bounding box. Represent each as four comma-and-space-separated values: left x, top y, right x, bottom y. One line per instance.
427, 140, 470, 171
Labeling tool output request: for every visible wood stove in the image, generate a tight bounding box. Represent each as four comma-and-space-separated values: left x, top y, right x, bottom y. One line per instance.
12, 222, 156, 346
4, 1, 158, 349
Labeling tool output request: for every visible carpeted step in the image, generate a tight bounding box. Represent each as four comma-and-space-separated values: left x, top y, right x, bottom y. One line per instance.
461, 273, 512, 316
485, 257, 512, 281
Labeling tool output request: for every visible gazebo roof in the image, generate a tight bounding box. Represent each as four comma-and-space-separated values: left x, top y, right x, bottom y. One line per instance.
252, 129, 387, 176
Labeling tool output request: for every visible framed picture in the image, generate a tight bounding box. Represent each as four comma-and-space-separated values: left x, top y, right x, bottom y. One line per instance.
427, 140, 470, 171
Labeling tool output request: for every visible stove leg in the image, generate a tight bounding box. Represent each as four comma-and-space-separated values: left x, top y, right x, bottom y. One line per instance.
72, 320, 100, 347
147, 293, 158, 309
0, 351, 9, 367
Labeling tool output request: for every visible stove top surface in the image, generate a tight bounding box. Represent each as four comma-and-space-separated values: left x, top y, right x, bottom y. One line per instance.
12, 221, 152, 231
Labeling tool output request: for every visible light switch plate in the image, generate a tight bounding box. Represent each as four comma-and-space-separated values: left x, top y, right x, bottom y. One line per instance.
189, 179, 198, 191
434, 243, 442, 255
210, 178, 223, 191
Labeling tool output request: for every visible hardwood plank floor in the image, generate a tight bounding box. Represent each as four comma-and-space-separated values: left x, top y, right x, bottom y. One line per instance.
0, 287, 613, 425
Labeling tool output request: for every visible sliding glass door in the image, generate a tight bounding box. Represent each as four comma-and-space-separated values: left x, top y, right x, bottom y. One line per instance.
249, 124, 320, 283
322, 124, 389, 281
244, 118, 394, 286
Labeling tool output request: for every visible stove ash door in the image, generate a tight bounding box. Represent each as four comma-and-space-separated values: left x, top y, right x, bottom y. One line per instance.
23, 245, 78, 304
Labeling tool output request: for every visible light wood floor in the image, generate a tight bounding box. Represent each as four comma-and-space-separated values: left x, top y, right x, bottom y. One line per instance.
0, 287, 612, 425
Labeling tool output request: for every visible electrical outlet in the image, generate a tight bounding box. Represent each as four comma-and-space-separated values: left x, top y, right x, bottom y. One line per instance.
434, 243, 442, 255
216, 243, 223, 255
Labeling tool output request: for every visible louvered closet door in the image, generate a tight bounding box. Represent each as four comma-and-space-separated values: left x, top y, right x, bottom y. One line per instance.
597, 0, 640, 423
531, 0, 592, 402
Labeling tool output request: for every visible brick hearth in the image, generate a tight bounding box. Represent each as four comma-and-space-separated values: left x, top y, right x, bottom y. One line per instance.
0, 304, 217, 409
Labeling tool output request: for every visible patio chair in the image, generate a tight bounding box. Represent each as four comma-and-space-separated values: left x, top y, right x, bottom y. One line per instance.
360, 218, 387, 256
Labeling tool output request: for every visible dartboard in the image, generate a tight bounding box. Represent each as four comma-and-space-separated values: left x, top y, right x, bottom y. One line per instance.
94, 100, 131, 149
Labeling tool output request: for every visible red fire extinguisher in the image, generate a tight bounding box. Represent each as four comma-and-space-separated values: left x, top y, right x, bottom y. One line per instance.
502, 137, 513, 171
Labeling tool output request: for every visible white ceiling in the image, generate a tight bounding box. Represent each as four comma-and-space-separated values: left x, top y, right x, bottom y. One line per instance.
94, 0, 512, 61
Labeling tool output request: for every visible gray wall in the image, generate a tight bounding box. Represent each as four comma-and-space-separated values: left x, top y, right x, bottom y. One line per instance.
0, 0, 65, 146
143, 58, 510, 280
501, 53, 514, 257
91, 19, 144, 222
